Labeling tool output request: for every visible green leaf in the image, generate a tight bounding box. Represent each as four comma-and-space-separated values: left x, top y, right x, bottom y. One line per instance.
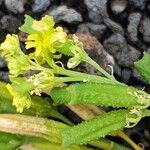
0, 81, 73, 126
51, 83, 148, 108
19, 15, 37, 34
61, 109, 128, 147
135, 52, 150, 83
54, 40, 74, 56
24, 137, 90, 150
0, 132, 22, 150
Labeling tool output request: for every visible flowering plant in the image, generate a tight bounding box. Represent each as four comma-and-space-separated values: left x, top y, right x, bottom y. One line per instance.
0, 15, 150, 150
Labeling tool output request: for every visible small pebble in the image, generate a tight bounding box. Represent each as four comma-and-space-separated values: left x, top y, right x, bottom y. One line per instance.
0, 57, 7, 68
127, 12, 142, 42
84, 0, 107, 24
46, 5, 82, 23
113, 63, 121, 76
0, 0, 3, 5
0, 71, 9, 82
129, 0, 146, 10
140, 16, 150, 43
104, 33, 141, 67
0, 15, 21, 33
104, 18, 124, 34
121, 68, 131, 83
111, 0, 128, 14
77, 23, 107, 39
5, 0, 26, 14
32, 0, 50, 13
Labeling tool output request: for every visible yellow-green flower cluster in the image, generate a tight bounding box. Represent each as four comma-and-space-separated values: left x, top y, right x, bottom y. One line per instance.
0, 15, 86, 113
28, 71, 55, 95
0, 34, 30, 77
6, 78, 34, 113
25, 15, 67, 64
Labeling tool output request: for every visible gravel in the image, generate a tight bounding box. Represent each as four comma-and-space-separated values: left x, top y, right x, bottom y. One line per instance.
46, 5, 82, 23
129, 0, 146, 10
32, 0, 51, 13
110, 0, 128, 15
127, 12, 142, 42
0, 15, 21, 33
4, 0, 26, 14
84, 0, 107, 24
140, 16, 150, 43
104, 33, 141, 67
77, 23, 107, 39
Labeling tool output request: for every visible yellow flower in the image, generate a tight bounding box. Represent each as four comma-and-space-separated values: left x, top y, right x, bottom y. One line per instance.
6, 84, 31, 113
0, 34, 21, 57
25, 16, 67, 64
7, 55, 30, 77
32, 15, 54, 32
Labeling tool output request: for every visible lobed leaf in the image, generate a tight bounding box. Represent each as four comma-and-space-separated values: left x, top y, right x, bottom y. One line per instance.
51, 83, 147, 108
135, 52, 150, 83
19, 15, 37, 34
61, 109, 128, 147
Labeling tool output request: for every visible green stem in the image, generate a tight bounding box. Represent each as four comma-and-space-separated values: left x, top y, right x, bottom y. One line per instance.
83, 53, 117, 83
54, 66, 116, 84
143, 109, 150, 118
88, 140, 113, 150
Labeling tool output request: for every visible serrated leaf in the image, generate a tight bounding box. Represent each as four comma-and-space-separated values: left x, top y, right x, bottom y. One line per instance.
135, 52, 150, 83
19, 15, 37, 34
51, 83, 146, 108
61, 109, 128, 147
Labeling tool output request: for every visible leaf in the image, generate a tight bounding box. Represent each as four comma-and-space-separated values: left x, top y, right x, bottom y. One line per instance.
0, 81, 73, 126
51, 83, 147, 108
0, 114, 67, 144
135, 52, 150, 83
0, 132, 22, 150
61, 109, 128, 147
19, 15, 37, 34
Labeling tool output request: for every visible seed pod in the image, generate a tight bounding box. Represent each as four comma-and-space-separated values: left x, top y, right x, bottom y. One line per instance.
51, 82, 150, 108
61, 109, 128, 147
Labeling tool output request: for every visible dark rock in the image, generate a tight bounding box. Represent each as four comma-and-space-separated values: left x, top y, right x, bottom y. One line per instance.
0, 15, 21, 33
121, 68, 131, 83
104, 33, 141, 67
75, 33, 114, 75
104, 18, 124, 34
84, 0, 107, 24
32, 0, 50, 13
0, 71, 9, 82
113, 63, 121, 76
0, 57, 7, 68
127, 12, 142, 42
46, 5, 82, 23
129, 0, 146, 10
140, 16, 150, 43
111, 0, 128, 15
5, 0, 26, 14
147, 47, 150, 54
0, 0, 3, 5
77, 23, 107, 39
